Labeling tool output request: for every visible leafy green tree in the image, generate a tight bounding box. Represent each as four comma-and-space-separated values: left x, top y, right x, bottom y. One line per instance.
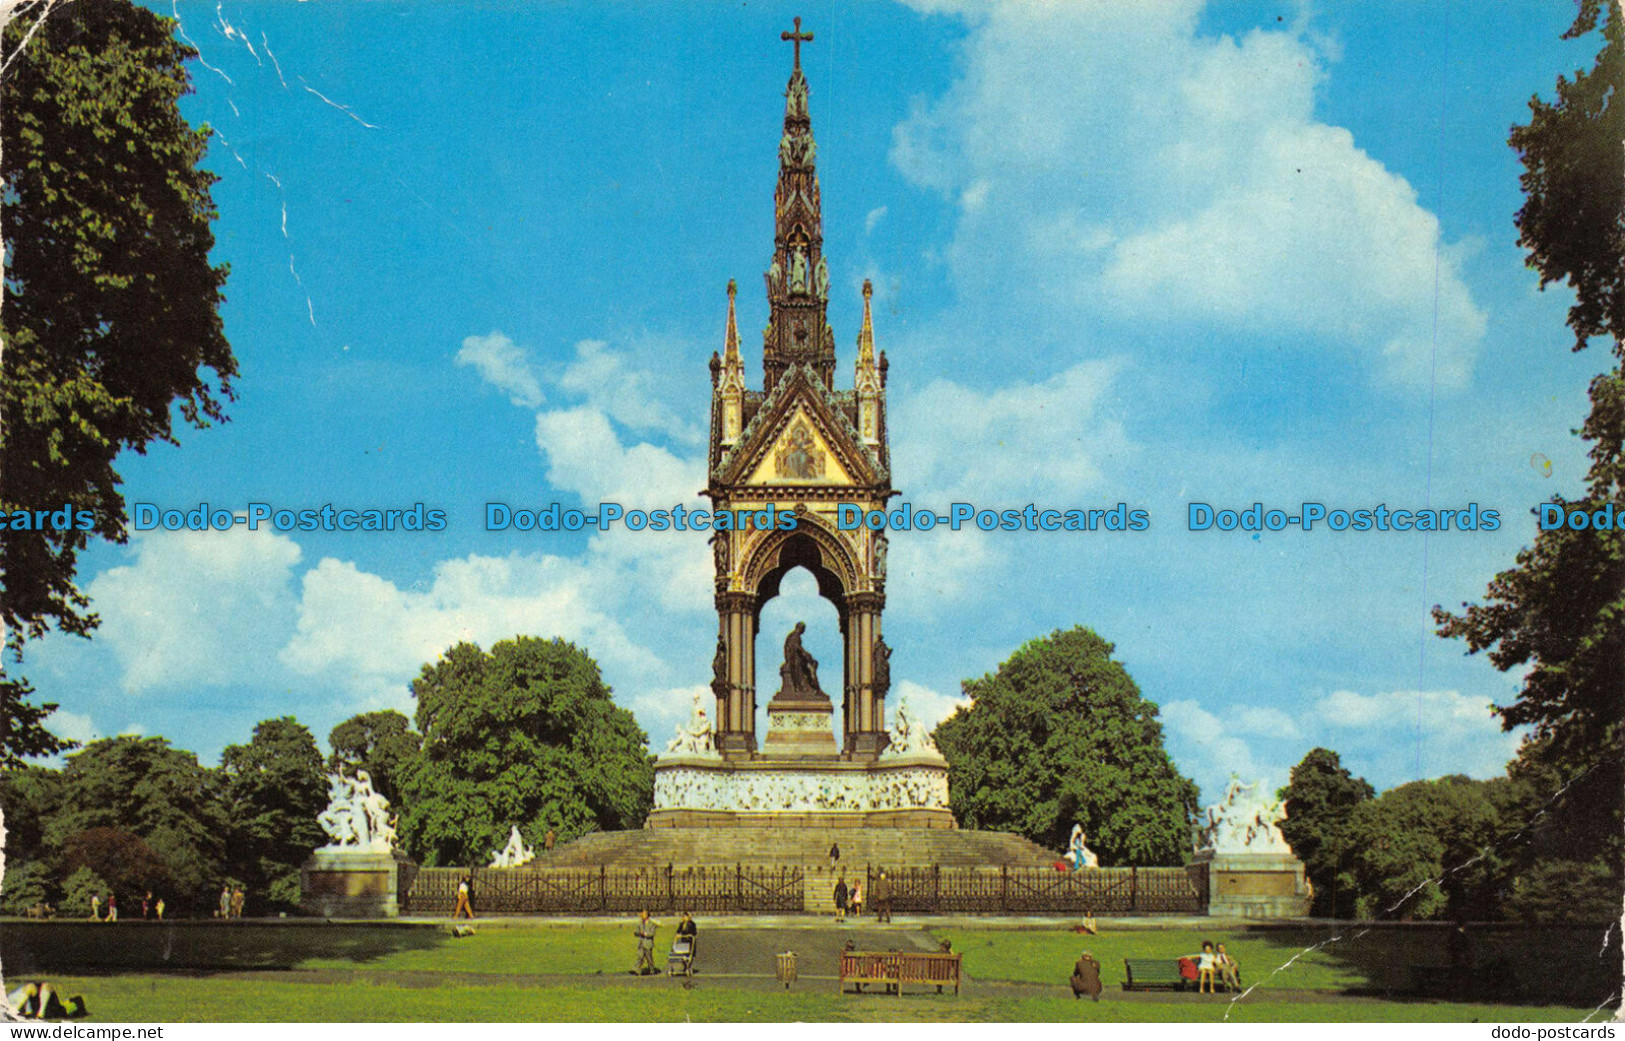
1508, 0, 1623, 353
45, 736, 226, 912
0, 763, 65, 863
399, 637, 655, 866
1279, 747, 1374, 918
1345, 776, 1511, 921
60, 826, 170, 903
220, 718, 328, 912
0, 675, 74, 766
1435, 0, 1623, 906
328, 710, 422, 808
59, 865, 107, 919
1, 0, 236, 655
932, 627, 1198, 865
0, 860, 54, 915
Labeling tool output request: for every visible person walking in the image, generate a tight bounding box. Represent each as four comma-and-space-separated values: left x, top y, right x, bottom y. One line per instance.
832, 877, 848, 922
230, 887, 245, 919
218, 884, 232, 920
632, 910, 658, 976
873, 871, 892, 923
827, 841, 840, 871
88, 894, 100, 921
849, 879, 863, 918
104, 894, 116, 922
452, 876, 474, 919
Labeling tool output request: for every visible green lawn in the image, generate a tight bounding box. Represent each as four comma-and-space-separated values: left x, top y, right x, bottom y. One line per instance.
6, 921, 1610, 1023
296, 925, 626, 975
39, 975, 1604, 1023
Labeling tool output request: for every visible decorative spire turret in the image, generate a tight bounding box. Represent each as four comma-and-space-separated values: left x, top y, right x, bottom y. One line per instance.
719, 279, 746, 444
763, 17, 834, 394
855, 280, 882, 445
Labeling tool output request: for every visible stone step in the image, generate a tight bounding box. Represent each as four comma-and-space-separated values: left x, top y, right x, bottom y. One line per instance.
541, 825, 1059, 872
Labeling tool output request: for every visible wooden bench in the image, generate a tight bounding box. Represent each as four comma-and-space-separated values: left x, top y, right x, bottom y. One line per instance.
839, 951, 962, 996
1122, 958, 1243, 993
1122, 958, 1191, 991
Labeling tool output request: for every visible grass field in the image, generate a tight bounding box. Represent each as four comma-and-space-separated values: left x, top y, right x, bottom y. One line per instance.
31, 975, 1608, 1023
3, 920, 1613, 1023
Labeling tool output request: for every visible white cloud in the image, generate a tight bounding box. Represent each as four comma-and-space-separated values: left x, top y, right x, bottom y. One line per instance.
1161, 686, 1521, 803
895, 679, 969, 733
1161, 698, 1272, 800
281, 551, 660, 707
893, 359, 1133, 505
533, 406, 706, 512
457, 331, 544, 408
45, 708, 99, 746
87, 527, 303, 693
1315, 687, 1521, 781
890, 2, 1485, 389
556, 339, 699, 443
865, 205, 888, 233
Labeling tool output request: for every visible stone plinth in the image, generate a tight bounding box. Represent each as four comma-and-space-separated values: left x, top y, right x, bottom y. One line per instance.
300, 849, 414, 918
1194, 849, 1311, 918
648, 752, 953, 828
760, 699, 840, 758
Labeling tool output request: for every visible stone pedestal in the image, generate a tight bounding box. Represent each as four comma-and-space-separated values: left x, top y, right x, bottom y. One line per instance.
1195, 849, 1311, 918
648, 750, 954, 828
300, 849, 415, 918
761, 699, 840, 758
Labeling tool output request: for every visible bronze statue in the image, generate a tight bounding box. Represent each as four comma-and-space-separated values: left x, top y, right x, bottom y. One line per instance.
872, 636, 891, 699
711, 637, 728, 698
778, 621, 824, 699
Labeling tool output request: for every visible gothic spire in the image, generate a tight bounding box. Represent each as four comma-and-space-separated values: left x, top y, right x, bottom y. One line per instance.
763, 17, 834, 394
724, 277, 741, 361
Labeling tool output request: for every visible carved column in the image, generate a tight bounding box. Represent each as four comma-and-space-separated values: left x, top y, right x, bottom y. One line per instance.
715, 591, 758, 757
843, 591, 888, 756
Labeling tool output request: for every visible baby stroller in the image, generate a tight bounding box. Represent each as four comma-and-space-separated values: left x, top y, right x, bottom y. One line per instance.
667, 932, 698, 977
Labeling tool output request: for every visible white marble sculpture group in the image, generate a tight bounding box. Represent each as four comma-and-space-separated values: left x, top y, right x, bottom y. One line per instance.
317, 769, 398, 854
489, 825, 535, 868
879, 696, 941, 758
664, 689, 720, 758
1197, 775, 1291, 855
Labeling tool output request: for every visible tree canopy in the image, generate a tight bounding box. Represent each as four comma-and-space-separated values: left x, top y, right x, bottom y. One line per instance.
220, 717, 329, 911
1279, 747, 1374, 919
399, 637, 655, 866
40, 736, 227, 911
328, 710, 422, 808
1, 0, 235, 651
1434, 0, 1623, 897
1, 0, 236, 778
1344, 775, 1514, 921
932, 626, 1198, 866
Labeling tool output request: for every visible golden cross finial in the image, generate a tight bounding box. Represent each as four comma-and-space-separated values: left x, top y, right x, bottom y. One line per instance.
781, 17, 813, 71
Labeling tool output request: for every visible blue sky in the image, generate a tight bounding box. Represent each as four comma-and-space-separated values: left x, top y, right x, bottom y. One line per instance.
21, 0, 1610, 803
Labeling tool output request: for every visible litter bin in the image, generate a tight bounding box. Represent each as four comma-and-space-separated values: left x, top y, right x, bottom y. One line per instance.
776, 951, 798, 989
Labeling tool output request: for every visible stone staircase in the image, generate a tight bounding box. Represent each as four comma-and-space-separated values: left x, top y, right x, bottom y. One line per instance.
543, 825, 1059, 872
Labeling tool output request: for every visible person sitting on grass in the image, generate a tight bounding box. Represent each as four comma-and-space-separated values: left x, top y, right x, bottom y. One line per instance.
7, 982, 88, 1020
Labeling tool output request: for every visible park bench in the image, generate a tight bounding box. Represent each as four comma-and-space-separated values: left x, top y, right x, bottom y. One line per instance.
1122, 958, 1190, 991
839, 951, 962, 996
1122, 958, 1243, 993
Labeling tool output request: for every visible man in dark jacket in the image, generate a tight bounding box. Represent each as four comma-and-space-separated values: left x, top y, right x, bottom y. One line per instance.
1070, 950, 1103, 1001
